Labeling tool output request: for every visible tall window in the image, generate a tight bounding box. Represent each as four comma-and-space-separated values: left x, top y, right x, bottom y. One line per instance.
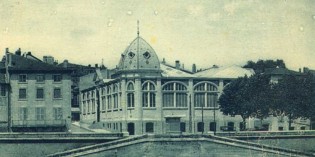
197, 122, 204, 132
0, 85, 6, 97
53, 74, 62, 82
19, 108, 28, 120
53, 108, 63, 120
36, 88, 44, 99
54, 88, 61, 98
194, 82, 218, 108
82, 101, 86, 114
19, 74, 27, 83
142, 82, 156, 107
107, 87, 112, 110
162, 82, 187, 107
19, 88, 27, 99
113, 85, 118, 109
36, 108, 45, 120
127, 82, 134, 108
36, 74, 45, 83
102, 96, 106, 111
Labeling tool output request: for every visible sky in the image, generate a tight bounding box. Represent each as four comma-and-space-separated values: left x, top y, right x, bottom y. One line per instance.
1, 0, 315, 71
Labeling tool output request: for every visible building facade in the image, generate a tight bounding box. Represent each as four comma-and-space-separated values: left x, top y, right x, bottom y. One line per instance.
80, 35, 254, 135
0, 49, 72, 132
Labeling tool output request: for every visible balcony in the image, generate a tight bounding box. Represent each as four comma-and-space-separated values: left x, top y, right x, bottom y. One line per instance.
12, 120, 66, 127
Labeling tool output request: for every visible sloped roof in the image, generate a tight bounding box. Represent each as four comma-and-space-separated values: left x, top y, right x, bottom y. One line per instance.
8, 53, 71, 72
194, 65, 254, 78
264, 68, 301, 75
161, 64, 195, 78
79, 72, 96, 91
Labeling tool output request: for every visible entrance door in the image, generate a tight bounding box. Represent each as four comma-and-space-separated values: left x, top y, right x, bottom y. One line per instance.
127, 123, 135, 135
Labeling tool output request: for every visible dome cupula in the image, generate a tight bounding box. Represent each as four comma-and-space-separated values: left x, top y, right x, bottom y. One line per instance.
118, 37, 160, 72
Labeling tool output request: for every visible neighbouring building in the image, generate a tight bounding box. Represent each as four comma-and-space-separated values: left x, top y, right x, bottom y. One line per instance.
58, 60, 99, 121
79, 33, 254, 135
0, 48, 72, 132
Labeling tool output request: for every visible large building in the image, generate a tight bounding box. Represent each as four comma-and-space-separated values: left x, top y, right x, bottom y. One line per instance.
80, 34, 254, 135
0, 49, 72, 132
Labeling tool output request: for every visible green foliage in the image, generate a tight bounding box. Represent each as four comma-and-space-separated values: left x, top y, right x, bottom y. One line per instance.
243, 59, 286, 74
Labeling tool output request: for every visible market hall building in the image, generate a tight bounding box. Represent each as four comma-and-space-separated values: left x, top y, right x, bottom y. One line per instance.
80, 34, 254, 135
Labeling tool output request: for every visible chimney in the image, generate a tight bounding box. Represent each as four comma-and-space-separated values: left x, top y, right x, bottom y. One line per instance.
15, 48, 21, 55
303, 67, 309, 73
192, 64, 196, 73
162, 58, 166, 64
299, 68, 301, 73
5, 48, 9, 54
63, 60, 68, 68
95, 64, 98, 68
43, 56, 55, 65
175, 60, 180, 69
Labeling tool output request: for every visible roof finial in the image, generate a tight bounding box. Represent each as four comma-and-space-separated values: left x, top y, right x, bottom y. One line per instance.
137, 20, 140, 37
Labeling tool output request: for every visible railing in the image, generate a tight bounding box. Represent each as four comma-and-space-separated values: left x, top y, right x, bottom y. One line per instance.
0, 132, 124, 139
11, 120, 66, 127
47, 134, 314, 157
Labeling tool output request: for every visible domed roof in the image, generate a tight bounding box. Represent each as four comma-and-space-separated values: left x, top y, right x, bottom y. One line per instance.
118, 36, 160, 71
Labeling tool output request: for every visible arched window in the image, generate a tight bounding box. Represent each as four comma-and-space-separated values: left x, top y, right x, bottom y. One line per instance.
194, 82, 218, 108
113, 84, 119, 109
107, 86, 112, 110
162, 82, 187, 107
142, 82, 156, 108
127, 82, 134, 108
101, 87, 106, 111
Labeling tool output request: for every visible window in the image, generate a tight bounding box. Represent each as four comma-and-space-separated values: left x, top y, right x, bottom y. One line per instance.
19, 74, 27, 82
197, 122, 204, 132
92, 100, 95, 113
19, 108, 28, 120
210, 122, 216, 131
127, 82, 134, 108
53, 88, 61, 98
162, 82, 187, 107
36, 88, 44, 99
36, 108, 45, 120
146, 122, 154, 133
53, 108, 62, 120
142, 82, 156, 107
227, 122, 235, 131
194, 82, 218, 108
180, 122, 186, 132
101, 96, 106, 111
53, 74, 62, 82
19, 88, 27, 99
82, 101, 86, 114
0, 85, 6, 97
36, 74, 45, 82
113, 85, 119, 109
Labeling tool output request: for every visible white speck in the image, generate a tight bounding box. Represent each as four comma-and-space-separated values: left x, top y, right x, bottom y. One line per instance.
127, 11, 132, 15
313, 15, 315, 20
3, 27, 8, 33
154, 10, 158, 15
261, 22, 265, 25
101, 1, 105, 4
300, 26, 304, 31
107, 18, 113, 27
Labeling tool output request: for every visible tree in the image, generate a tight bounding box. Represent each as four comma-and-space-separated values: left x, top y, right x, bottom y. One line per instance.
243, 59, 286, 74
219, 74, 273, 131
219, 76, 252, 130
270, 73, 314, 129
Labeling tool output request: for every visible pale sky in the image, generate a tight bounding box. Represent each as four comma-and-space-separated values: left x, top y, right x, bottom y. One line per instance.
1, 0, 315, 71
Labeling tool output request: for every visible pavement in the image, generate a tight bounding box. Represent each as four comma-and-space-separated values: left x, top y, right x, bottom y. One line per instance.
70, 121, 112, 133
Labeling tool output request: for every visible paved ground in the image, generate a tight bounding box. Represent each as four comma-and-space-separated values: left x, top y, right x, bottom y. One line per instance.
69, 123, 93, 133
